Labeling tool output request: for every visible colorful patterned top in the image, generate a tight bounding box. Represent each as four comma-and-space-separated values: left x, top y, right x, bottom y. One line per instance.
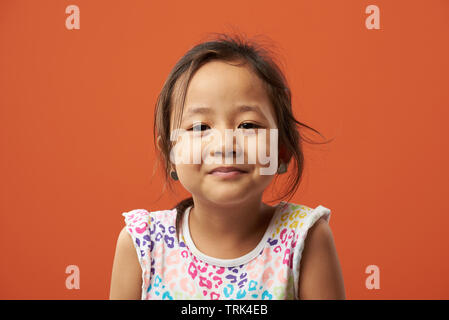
122, 201, 331, 300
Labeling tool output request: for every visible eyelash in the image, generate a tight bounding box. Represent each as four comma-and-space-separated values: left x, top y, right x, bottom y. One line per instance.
187, 122, 262, 131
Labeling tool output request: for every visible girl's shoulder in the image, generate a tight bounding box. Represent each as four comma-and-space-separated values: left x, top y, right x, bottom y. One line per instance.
121, 207, 178, 234
275, 201, 332, 231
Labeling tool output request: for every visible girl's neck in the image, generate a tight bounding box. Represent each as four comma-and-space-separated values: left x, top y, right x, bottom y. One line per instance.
188, 196, 277, 250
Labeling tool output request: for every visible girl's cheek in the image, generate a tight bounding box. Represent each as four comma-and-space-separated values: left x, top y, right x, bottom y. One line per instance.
256, 129, 278, 172
171, 133, 195, 165
244, 135, 259, 165
234, 130, 274, 167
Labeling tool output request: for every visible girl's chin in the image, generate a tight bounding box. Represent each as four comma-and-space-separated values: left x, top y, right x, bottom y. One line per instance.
204, 183, 250, 194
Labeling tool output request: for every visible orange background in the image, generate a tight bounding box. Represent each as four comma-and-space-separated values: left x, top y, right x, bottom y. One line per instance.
1, 0, 448, 299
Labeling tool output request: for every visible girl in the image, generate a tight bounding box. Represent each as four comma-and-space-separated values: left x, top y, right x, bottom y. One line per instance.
110, 32, 345, 300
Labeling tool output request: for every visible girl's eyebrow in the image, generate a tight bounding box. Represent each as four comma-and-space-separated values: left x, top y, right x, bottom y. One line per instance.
184, 105, 266, 119
184, 106, 212, 117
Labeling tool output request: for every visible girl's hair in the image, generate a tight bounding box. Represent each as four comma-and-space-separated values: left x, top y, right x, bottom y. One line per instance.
152, 31, 333, 242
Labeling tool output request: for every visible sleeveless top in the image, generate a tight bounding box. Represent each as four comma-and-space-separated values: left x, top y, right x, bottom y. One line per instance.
121, 201, 331, 300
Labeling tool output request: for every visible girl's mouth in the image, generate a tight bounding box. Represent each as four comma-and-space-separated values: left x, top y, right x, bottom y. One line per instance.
208, 166, 248, 179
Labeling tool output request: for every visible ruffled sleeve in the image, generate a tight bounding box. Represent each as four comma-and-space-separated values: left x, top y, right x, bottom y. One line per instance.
122, 209, 153, 299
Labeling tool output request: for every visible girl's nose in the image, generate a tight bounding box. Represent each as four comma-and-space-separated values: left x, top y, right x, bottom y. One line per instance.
206, 128, 244, 162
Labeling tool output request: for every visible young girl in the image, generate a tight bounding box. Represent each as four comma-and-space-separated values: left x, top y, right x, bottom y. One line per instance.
109, 33, 345, 300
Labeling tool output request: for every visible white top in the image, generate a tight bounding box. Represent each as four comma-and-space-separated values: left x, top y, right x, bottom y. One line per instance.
122, 201, 332, 300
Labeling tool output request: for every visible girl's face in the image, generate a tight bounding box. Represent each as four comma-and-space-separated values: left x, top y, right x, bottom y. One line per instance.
166, 60, 279, 206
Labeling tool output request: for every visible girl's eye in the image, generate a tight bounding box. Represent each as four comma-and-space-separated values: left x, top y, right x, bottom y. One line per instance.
239, 122, 261, 130
188, 123, 210, 132
187, 122, 260, 131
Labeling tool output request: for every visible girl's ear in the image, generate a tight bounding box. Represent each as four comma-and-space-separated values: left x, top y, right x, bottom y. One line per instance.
279, 144, 292, 164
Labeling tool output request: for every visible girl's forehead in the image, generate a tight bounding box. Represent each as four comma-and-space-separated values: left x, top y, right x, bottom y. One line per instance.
186, 61, 266, 100
172, 75, 274, 120
169, 61, 277, 128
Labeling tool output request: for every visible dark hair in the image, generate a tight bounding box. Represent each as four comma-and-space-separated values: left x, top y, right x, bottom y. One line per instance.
152, 31, 333, 242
